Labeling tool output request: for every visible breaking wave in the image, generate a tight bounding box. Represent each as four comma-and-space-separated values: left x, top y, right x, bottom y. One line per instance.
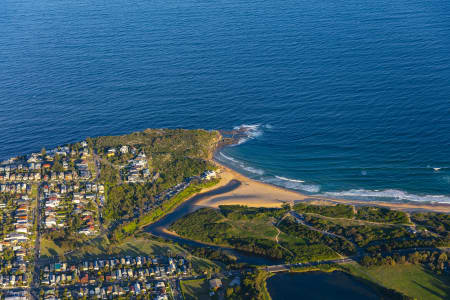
322, 189, 450, 203
275, 175, 304, 183
216, 152, 321, 193
264, 176, 320, 193
232, 124, 266, 145
218, 152, 265, 175
218, 126, 450, 203
217, 150, 450, 202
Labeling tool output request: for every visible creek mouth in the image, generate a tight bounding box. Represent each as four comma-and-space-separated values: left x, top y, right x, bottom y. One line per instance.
144, 179, 278, 265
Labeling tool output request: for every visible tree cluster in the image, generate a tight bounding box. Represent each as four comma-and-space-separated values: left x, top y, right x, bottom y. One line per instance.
355, 206, 409, 224
293, 203, 354, 218
360, 251, 449, 274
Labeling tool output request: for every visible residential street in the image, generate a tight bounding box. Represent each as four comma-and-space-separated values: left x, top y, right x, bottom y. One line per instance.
31, 186, 42, 300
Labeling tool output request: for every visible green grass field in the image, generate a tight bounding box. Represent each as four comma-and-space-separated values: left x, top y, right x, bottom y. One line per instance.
40, 237, 65, 258
228, 217, 279, 240
345, 263, 450, 300
40, 233, 220, 273
180, 279, 212, 300
40, 233, 186, 260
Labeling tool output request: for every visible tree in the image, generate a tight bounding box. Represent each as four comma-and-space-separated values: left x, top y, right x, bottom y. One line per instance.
438, 253, 447, 264
226, 287, 234, 298
53, 158, 63, 172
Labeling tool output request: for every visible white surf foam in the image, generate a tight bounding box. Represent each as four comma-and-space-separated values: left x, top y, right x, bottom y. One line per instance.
218, 152, 265, 175
265, 176, 320, 193
322, 189, 450, 203
218, 151, 320, 192
232, 124, 264, 145
427, 165, 446, 172
219, 152, 239, 163
275, 175, 305, 183
244, 166, 265, 176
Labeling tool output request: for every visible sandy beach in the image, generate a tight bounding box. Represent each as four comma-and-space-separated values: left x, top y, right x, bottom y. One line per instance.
197, 161, 450, 214
196, 163, 307, 208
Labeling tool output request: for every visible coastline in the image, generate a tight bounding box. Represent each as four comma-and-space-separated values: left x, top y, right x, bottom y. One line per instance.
205, 160, 450, 214
196, 161, 307, 208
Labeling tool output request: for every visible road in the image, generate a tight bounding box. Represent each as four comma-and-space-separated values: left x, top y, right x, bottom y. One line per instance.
266, 211, 450, 274
289, 211, 348, 240
264, 257, 356, 273
263, 247, 450, 273
30, 185, 42, 300
92, 152, 107, 235
170, 278, 183, 300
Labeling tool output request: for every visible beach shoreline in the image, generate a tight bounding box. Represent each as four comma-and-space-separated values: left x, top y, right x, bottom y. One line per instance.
202, 160, 450, 214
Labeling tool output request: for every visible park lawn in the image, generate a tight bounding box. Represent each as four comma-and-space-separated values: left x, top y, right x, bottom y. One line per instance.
109, 235, 186, 256
278, 230, 306, 245
110, 235, 222, 273
40, 235, 110, 260
87, 159, 97, 178
228, 217, 278, 240
41, 233, 186, 260
228, 217, 338, 262
180, 279, 212, 300
40, 233, 220, 273
31, 184, 38, 201
40, 237, 65, 258
346, 263, 450, 300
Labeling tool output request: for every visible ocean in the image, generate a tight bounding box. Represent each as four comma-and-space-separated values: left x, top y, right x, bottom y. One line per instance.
1, 0, 449, 203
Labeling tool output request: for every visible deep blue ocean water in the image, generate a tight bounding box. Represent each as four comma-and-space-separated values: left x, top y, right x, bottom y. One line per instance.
1, 0, 449, 202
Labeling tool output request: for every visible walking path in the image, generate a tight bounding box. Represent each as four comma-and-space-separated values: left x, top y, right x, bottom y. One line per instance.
288, 211, 364, 257
274, 226, 294, 257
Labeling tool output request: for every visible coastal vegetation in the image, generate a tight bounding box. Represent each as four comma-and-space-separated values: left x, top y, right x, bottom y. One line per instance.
169, 203, 450, 268
304, 215, 411, 247
170, 207, 286, 260
355, 206, 409, 224
277, 217, 356, 257
302, 213, 449, 252
411, 212, 450, 238
170, 205, 347, 262
110, 178, 220, 242
90, 128, 219, 162
293, 203, 354, 218
294, 202, 409, 224
359, 250, 449, 274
